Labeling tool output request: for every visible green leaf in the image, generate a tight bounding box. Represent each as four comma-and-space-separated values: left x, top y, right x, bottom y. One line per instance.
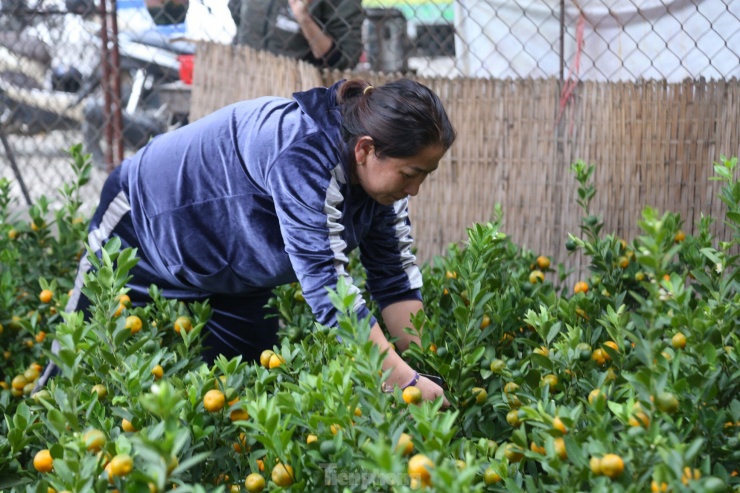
713, 164, 731, 180
690, 269, 713, 289
47, 408, 67, 435
685, 438, 705, 462
13, 402, 30, 430
50, 458, 75, 484
726, 211, 740, 225
98, 266, 113, 289
0, 477, 32, 489
99, 349, 118, 367
113, 326, 130, 346
703, 343, 718, 366
530, 354, 554, 371
170, 451, 211, 475
700, 248, 723, 266
470, 346, 486, 364
546, 322, 561, 344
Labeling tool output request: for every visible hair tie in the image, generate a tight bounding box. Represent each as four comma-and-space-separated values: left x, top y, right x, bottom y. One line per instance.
363, 85, 374, 95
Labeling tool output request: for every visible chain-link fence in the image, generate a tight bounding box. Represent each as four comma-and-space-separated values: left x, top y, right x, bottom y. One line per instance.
1, 0, 739, 210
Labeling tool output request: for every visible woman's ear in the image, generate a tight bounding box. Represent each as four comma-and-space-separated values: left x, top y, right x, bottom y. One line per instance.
354, 136, 374, 166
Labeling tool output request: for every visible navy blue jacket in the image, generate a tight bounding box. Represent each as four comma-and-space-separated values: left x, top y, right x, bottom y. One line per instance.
121, 81, 422, 328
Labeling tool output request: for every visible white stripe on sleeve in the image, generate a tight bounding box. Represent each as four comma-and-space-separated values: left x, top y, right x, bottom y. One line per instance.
392, 198, 423, 289
66, 191, 132, 312
325, 169, 365, 313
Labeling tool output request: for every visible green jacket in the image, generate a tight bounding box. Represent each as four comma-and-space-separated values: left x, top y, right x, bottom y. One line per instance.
229, 0, 364, 70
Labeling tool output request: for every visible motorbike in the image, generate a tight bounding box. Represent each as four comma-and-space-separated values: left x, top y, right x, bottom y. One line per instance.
0, 16, 84, 136
0, 0, 196, 166
81, 25, 197, 165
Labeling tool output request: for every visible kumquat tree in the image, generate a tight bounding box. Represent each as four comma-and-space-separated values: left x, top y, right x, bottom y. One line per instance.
2, 147, 739, 493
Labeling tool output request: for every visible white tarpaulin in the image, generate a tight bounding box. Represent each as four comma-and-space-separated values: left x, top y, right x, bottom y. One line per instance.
454, 0, 740, 81
117, 0, 235, 44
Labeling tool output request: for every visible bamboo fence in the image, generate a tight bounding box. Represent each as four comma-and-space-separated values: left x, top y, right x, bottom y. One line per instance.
191, 43, 740, 275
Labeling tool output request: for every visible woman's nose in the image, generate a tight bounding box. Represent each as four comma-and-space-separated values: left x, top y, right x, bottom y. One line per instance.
404, 183, 420, 196
404, 177, 424, 196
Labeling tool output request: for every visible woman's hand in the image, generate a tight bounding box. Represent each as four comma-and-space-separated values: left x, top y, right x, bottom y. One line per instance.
416, 375, 450, 408
368, 322, 449, 408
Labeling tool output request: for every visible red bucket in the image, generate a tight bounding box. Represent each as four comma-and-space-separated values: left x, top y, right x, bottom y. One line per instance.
178, 54, 194, 85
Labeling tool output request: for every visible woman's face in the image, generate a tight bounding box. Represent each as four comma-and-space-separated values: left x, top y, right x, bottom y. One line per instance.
354, 137, 446, 206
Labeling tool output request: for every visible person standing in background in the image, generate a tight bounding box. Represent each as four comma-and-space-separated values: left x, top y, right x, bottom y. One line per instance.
229, 0, 364, 70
